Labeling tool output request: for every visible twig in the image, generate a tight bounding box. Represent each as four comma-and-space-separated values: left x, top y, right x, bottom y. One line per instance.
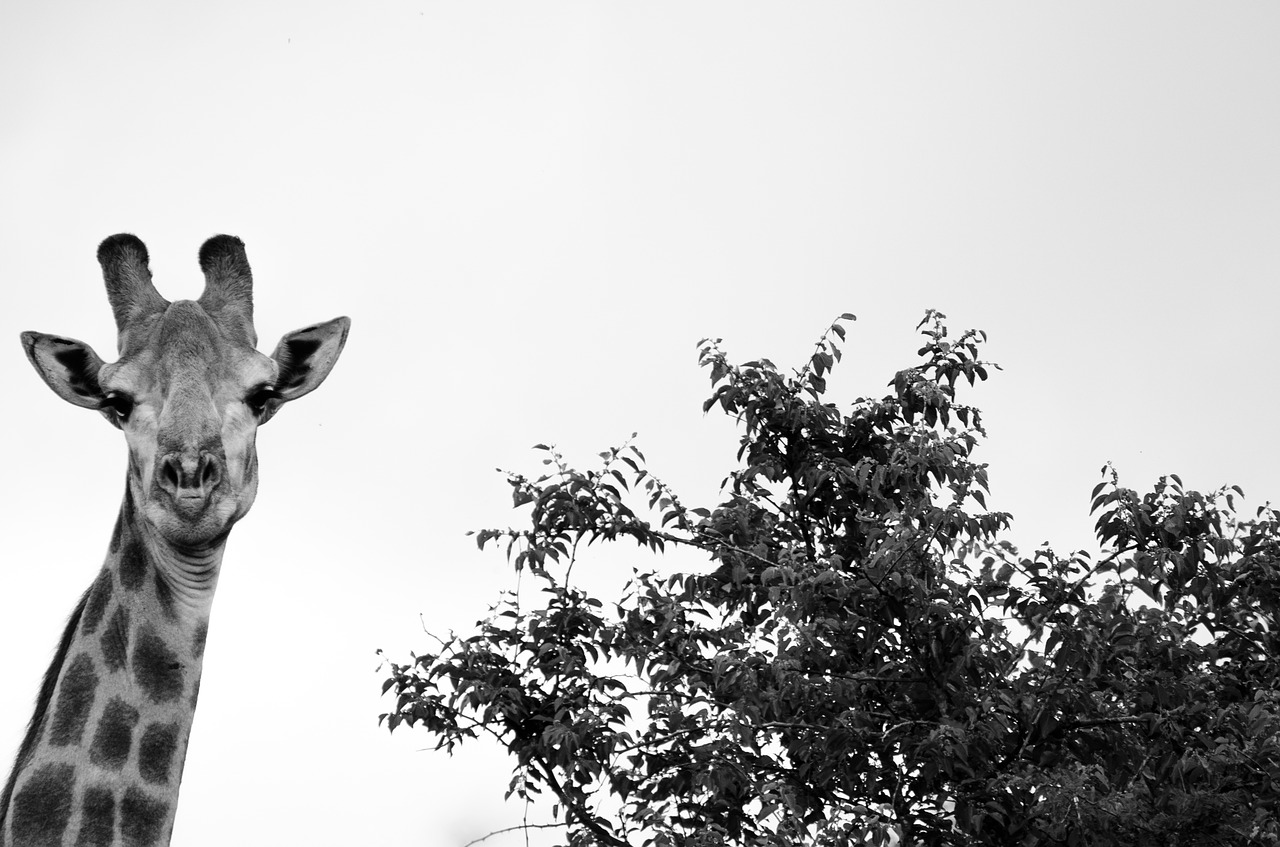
461, 822, 567, 847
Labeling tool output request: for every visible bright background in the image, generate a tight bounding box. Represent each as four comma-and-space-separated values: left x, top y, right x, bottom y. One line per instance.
2, 4, 1278, 845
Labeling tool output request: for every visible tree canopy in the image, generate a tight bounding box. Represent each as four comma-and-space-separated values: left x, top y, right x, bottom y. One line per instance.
381, 311, 1280, 846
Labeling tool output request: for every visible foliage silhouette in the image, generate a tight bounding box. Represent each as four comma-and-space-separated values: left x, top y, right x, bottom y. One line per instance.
381, 312, 1280, 846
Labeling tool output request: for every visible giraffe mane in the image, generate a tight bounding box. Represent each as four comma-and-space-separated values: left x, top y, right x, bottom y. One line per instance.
0, 586, 91, 830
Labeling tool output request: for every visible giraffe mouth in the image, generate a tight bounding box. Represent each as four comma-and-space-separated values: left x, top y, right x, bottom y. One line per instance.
144, 485, 240, 548
170, 491, 216, 519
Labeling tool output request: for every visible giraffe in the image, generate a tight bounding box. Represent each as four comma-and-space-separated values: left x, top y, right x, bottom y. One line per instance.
2, 234, 349, 846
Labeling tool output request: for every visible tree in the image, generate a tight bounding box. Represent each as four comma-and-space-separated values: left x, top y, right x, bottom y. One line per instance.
380, 311, 1280, 846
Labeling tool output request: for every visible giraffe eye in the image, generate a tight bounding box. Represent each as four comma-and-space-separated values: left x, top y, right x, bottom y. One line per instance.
101, 392, 134, 423
245, 386, 279, 416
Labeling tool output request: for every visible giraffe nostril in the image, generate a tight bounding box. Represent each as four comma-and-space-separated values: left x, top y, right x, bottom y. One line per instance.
161, 457, 181, 492
199, 454, 222, 491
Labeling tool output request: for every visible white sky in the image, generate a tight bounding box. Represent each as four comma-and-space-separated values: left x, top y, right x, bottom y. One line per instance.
1, 3, 1278, 845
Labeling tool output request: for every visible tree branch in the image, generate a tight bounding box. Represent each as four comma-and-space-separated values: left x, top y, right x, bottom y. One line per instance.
529, 755, 629, 847
462, 822, 567, 847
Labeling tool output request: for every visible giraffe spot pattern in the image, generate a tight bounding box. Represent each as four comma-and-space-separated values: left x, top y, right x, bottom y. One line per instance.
138, 722, 180, 785
101, 606, 131, 672
192, 619, 208, 659
48, 654, 98, 747
10, 762, 75, 846
131, 625, 184, 704
119, 534, 149, 591
120, 786, 168, 847
81, 569, 114, 635
75, 785, 116, 847
109, 510, 123, 555
88, 697, 140, 771
153, 570, 176, 619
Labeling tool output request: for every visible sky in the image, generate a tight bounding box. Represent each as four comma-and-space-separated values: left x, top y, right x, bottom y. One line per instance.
1, 3, 1278, 845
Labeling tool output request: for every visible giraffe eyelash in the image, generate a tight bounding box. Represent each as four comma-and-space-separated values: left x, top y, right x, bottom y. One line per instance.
244, 385, 279, 416
101, 392, 134, 422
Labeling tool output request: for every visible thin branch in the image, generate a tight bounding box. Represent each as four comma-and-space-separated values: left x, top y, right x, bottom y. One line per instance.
1060, 716, 1146, 731
462, 822, 567, 847
530, 756, 630, 847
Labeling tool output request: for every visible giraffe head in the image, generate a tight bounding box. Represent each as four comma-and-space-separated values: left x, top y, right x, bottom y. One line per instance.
21, 234, 349, 549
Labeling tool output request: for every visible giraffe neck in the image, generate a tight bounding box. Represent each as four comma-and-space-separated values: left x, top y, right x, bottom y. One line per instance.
2, 489, 224, 847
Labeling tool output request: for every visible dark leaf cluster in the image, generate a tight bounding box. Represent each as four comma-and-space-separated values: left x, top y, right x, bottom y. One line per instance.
381, 311, 1280, 846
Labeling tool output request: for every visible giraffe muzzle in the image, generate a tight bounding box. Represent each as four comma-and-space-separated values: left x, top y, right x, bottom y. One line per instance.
157, 451, 224, 515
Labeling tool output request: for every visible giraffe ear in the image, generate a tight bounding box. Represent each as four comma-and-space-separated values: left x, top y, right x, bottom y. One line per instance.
21, 332, 108, 410
262, 317, 350, 419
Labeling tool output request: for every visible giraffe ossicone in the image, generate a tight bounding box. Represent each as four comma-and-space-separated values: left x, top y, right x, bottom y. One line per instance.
3, 235, 349, 847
